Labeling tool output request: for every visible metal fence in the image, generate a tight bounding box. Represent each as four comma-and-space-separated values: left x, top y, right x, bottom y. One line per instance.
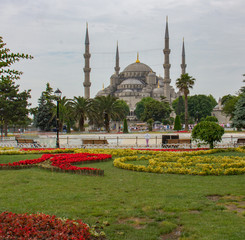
0, 134, 244, 149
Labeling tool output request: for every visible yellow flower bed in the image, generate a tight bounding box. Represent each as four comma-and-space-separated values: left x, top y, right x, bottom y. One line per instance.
112, 147, 245, 176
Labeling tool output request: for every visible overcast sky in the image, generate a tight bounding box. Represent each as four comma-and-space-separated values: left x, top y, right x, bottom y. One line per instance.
1, 0, 245, 107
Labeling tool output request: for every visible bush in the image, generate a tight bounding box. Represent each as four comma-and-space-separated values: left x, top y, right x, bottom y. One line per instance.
192, 121, 224, 149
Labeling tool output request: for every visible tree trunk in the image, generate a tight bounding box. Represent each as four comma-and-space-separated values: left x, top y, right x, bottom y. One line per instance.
184, 93, 188, 131
4, 122, 8, 137
80, 117, 85, 132
104, 113, 110, 132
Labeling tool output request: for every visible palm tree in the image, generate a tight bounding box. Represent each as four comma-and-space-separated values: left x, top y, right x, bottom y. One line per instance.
92, 95, 126, 132
176, 73, 196, 131
51, 97, 72, 132
71, 96, 91, 131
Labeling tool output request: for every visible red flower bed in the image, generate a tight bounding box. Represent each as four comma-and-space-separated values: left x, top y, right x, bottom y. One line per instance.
0, 212, 91, 240
0, 153, 111, 176
132, 148, 209, 152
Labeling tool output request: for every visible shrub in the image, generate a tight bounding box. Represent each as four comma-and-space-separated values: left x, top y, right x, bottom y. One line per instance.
192, 121, 224, 149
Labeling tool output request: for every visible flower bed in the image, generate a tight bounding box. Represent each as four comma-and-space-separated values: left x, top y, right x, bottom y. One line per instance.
113, 147, 245, 176
0, 212, 94, 239
0, 153, 111, 176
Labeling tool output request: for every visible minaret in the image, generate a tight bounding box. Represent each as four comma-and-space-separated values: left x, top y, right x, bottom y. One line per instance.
114, 41, 120, 75
163, 16, 171, 101
83, 23, 91, 99
181, 38, 187, 74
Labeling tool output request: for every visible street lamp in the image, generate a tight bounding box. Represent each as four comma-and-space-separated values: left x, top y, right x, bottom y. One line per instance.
54, 89, 62, 148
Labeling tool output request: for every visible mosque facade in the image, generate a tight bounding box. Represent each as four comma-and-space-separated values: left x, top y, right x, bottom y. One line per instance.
83, 19, 187, 120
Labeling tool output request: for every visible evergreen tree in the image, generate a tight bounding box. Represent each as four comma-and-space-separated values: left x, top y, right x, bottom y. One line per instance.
232, 93, 245, 130
123, 118, 128, 133
34, 83, 56, 131
0, 36, 32, 136
173, 115, 182, 131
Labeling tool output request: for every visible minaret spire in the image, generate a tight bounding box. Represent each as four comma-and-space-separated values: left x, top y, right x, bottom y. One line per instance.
114, 41, 120, 75
163, 16, 171, 102
181, 38, 187, 75
83, 22, 91, 99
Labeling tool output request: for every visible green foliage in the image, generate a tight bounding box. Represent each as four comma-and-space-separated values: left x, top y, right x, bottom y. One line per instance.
176, 73, 196, 130
140, 98, 171, 122
221, 94, 239, 119
188, 94, 215, 122
34, 83, 56, 131
208, 94, 218, 108
192, 121, 224, 149
92, 95, 128, 132
134, 97, 153, 120
204, 116, 218, 122
147, 118, 154, 131
71, 96, 91, 131
173, 115, 182, 131
232, 93, 245, 130
0, 36, 33, 136
123, 118, 128, 133
172, 96, 185, 116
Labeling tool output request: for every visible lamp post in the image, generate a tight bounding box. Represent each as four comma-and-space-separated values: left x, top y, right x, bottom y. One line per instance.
54, 89, 62, 148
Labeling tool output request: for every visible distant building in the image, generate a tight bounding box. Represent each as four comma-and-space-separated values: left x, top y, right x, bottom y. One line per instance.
83, 18, 187, 120
212, 98, 231, 125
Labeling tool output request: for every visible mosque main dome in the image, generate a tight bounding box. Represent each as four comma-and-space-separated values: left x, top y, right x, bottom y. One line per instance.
122, 62, 152, 73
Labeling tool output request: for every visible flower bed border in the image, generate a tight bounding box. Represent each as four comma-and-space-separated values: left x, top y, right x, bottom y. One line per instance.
0, 153, 112, 176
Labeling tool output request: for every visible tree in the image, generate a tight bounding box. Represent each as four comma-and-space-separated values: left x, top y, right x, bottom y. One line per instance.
204, 116, 218, 122
135, 97, 153, 120
232, 93, 245, 130
71, 96, 91, 132
172, 96, 185, 123
51, 96, 73, 132
123, 118, 128, 133
192, 121, 224, 149
92, 95, 126, 132
176, 73, 196, 130
173, 115, 182, 131
188, 95, 214, 122
0, 36, 33, 136
34, 83, 56, 131
221, 94, 239, 119
147, 118, 154, 131
140, 98, 171, 122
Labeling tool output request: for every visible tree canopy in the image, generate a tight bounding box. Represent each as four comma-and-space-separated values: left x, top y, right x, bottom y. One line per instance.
135, 97, 171, 122
192, 121, 224, 149
188, 94, 216, 122
0, 36, 33, 135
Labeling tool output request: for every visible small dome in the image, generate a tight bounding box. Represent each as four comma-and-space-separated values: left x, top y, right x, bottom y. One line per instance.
120, 78, 143, 85
123, 62, 152, 73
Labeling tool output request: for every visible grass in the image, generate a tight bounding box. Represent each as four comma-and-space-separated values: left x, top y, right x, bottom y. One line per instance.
0, 152, 245, 239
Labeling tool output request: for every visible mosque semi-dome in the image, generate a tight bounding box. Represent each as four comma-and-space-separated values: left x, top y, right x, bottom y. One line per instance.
120, 78, 143, 85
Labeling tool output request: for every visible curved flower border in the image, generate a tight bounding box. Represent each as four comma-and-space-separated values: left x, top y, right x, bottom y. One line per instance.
112, 147, 245, 176
0, 153, 111, 176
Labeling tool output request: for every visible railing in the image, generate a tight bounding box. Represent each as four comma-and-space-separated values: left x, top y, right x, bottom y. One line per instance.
0, 134, 244, 149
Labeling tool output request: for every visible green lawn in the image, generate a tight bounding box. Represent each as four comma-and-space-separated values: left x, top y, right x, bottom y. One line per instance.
0, 153, 245, 239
